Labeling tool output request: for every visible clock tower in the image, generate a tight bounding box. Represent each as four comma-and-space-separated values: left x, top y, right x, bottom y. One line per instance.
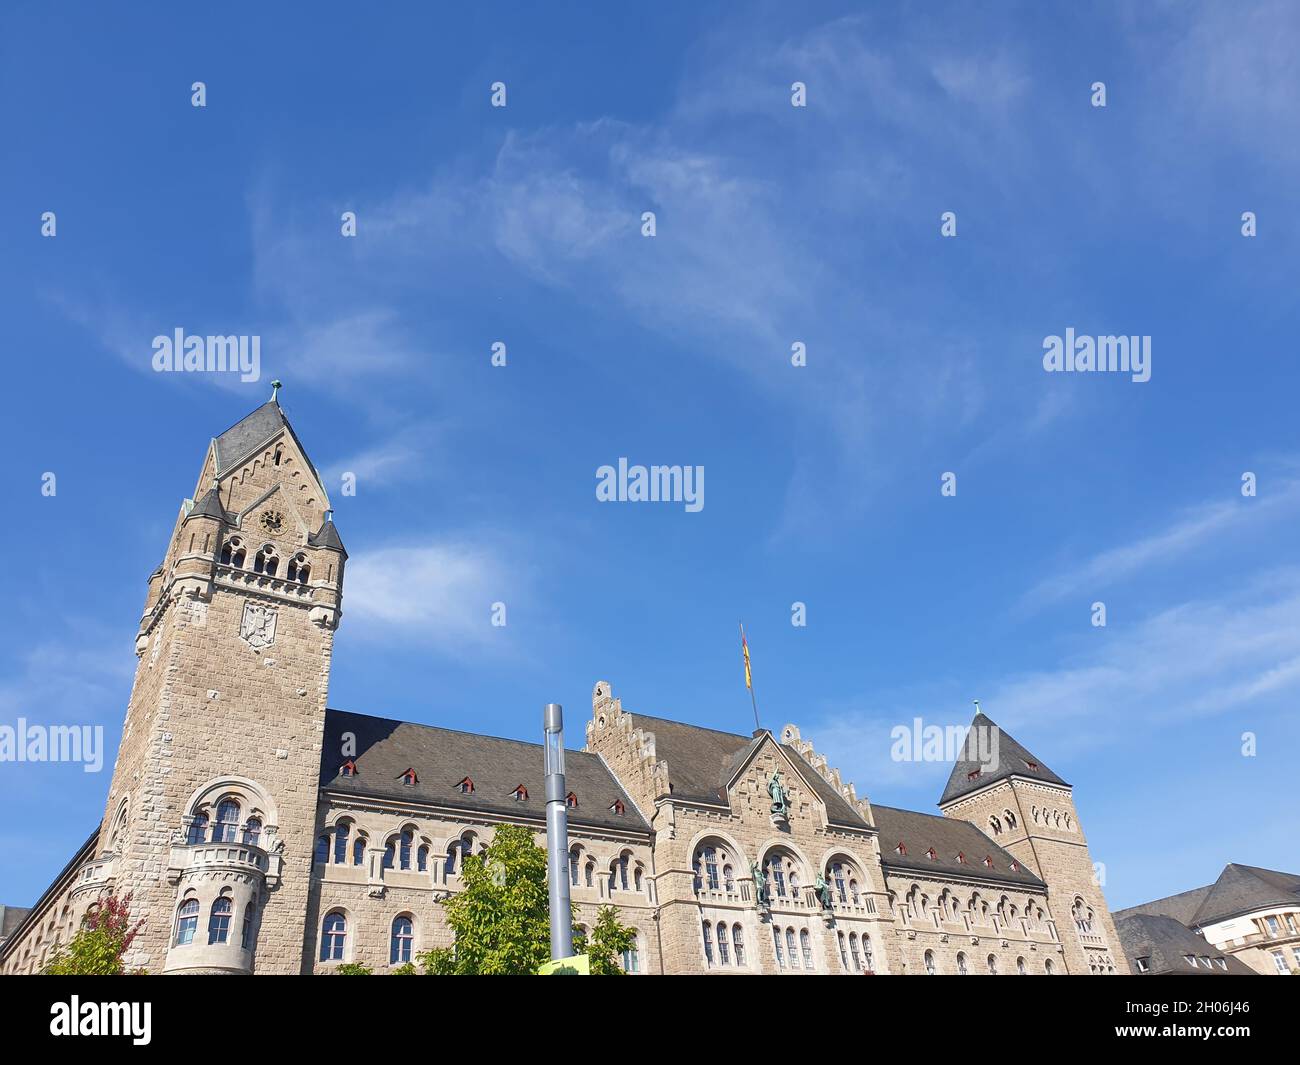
91, 386, 347, 973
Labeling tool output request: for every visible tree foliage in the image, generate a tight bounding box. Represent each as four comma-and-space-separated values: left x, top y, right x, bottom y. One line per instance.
43, 893, 144, 976
417, 823, 638, 975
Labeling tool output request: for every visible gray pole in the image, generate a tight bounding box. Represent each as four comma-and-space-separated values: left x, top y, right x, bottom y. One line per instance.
543, 702, 574, 960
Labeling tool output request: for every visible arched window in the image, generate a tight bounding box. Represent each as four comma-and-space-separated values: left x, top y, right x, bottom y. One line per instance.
838, 931, 849, 968
989, 815, 1002, 835
214, 799, 240, 842
987, 953, 998, 974
186, 812, 209, 845
320, 912, 347, 961
924, 949, 937, 975
390, 915, 414, 964
254, 545, 278, 576
175, 898, 199, 945
785, 929, 799, 969
382, 839, 395, 870
208, 896, 233, 945
1004, 809, 1017, 830
634, 865, 644, 893
702, 921, 714, 964
1044, 959, 1055, 975
444, 834, 474, 876
243, 817, 262, 847
732, 925, 745, 966
862, 934, 873, 971
569, 846, 581, 887
315, 834, 330, 864
764, 849, 802, 901
399, 830, 413, 870
286, 554, 310, 583
956, 951, 969, 975
621, 940, 640, 974
717, 923, 731, 965
1017, 956, 1027, 975
417, 844, 429, 873
353, 836, 367, 866
333, 822, 350, 864
799, 928, 813, 968
241, 904, 256, 950
221, 538, 246, 568
609, 852, 630, 892
584, 859, 595, 887
772, 927, 785, 969
849, 932, 862, 971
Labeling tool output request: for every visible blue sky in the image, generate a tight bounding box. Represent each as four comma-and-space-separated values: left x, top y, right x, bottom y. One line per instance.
1, 1, 1298, 910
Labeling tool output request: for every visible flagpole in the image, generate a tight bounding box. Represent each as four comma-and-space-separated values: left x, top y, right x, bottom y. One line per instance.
741, 622, 760, 733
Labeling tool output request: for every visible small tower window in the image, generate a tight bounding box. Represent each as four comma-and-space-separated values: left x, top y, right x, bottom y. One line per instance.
609, 799, 625, 815
565, 791, 578, 808
339, 760, 357, 777
273, 446, 283, 466
456, 776, 474, 794
399, 768, 418, 786
511, 784, 529, 802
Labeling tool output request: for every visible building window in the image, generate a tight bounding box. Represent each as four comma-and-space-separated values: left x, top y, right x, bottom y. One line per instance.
1266, 916, 1281, 936
702, 921, 714, 964
771, 927, 785, 969
621, 942, 640, 973
321, 912, 347, 962
208, 897, 232, 945
862, 934, 873, 971
849, 933, 862, 971
214, 799, 240, 843
333, 822, 349, 864
1017, 956, 1028, 975
956, 951, 969, 975
717, 924, 731, 965
339, 760, 357, 777
732, 925, 745, 966
315, 834, 329, 865
511, 784, 528, 801
838, 931, 849, 969
1271, 951, 1288, 974
185, 813, 209, 846
786, 929, 800, 969
390, 916, 414, 964
417, 844, 429, 872
1044, 959, 1055, 975
175, 898, 199, 945
987, 953, 998, 974
399, 830, 413, 870
456, 776, 474, 794
241, 905, 256, 950
243, 817, 262, 847
566, 791, 578, 808
353, 836, 367, 866
569, 847, 581, 887
400, 768, 418, 786
382, 840, 395, 870
924, 949, 936, 975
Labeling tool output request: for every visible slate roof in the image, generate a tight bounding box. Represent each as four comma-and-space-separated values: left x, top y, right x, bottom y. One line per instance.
1116, 864, 1300, 929
185, 486, 232, 524
1115, 913, 1257, 975
0, 905, 31, 939
308, 518, 347, 557
211, 400, 326, 496
321, 709, 650, 834
872, 804, 1048, 889
940, 712, 1069, 805
625, 713, 869, 829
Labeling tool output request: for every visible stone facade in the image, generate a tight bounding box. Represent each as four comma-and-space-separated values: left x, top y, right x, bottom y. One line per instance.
1, 397, 1129, 976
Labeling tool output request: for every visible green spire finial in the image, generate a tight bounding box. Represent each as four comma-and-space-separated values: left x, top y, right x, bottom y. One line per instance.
271, 379, 282, 403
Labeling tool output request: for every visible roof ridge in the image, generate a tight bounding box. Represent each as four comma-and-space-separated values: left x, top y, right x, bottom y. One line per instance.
325, 707, 599, 755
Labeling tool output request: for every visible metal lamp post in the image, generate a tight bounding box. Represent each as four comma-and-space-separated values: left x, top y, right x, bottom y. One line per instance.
543, 703, 574, 960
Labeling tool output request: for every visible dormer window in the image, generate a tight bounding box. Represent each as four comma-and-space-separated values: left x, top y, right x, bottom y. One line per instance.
983, 855, 994, 868
1136, 957, 1150, 972
339, 760, 357, 777
1024, 760, 1039, 770
511, 784, 529, 802
609, 799, 625, 815
926, 847, 937, 861
456, 777, 474, 794
956, 852, 968, 865
1010, 860, 1021, 872
400, 768, 418, 786
565, 792, 578, 808
967, 769, 981, 781
896, 842, 907, 857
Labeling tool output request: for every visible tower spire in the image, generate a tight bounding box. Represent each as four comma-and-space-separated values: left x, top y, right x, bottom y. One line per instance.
270, 379, 282, 404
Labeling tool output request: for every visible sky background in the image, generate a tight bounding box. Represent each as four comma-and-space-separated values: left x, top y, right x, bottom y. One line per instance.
1, 0, 1297, 911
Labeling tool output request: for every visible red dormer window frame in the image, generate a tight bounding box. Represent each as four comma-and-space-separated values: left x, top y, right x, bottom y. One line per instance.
511, 784, 529, 802
1010, 860, 1021, 872
956, 852, 967, 865
456, 776, 474, 794
983, 855, 994, 868
339, 759, 357, 777
565, 791, 578, 808
1024, 760, 1039, 771
896, 842, 907, 857
967, 769, 981, 781
926, 847, 938, 861
400, 768, 418, 786
610, 799, 625, 815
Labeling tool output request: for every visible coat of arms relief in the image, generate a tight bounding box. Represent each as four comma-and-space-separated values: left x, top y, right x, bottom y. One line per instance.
240, 602, 278, 650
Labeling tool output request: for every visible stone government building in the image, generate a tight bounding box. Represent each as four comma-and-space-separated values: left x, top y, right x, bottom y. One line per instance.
1, 395, 1131, 975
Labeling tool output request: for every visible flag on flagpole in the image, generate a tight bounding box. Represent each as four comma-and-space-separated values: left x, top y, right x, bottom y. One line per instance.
740, 623, 753, 690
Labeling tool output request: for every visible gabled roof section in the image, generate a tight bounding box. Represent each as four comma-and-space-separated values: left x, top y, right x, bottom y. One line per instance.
211, 399, 328, 502
626, 713, 869, 828
1189, 864, 1300, 927
184, 485, 232, 523
939, 711, 1069, 806
1114, 913, 1257, 976
1114, 884, 1214, 926
872, 804, 1047, 889
321, 709, 649, 834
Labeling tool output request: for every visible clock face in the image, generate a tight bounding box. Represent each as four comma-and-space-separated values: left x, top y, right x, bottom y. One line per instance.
260, 510, 284, 534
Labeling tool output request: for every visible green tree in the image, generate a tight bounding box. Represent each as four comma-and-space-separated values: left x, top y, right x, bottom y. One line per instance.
335, 962, 374, 975
576, 905, 637, 976
43, 893, 144, 975
416, 824, 637, 975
